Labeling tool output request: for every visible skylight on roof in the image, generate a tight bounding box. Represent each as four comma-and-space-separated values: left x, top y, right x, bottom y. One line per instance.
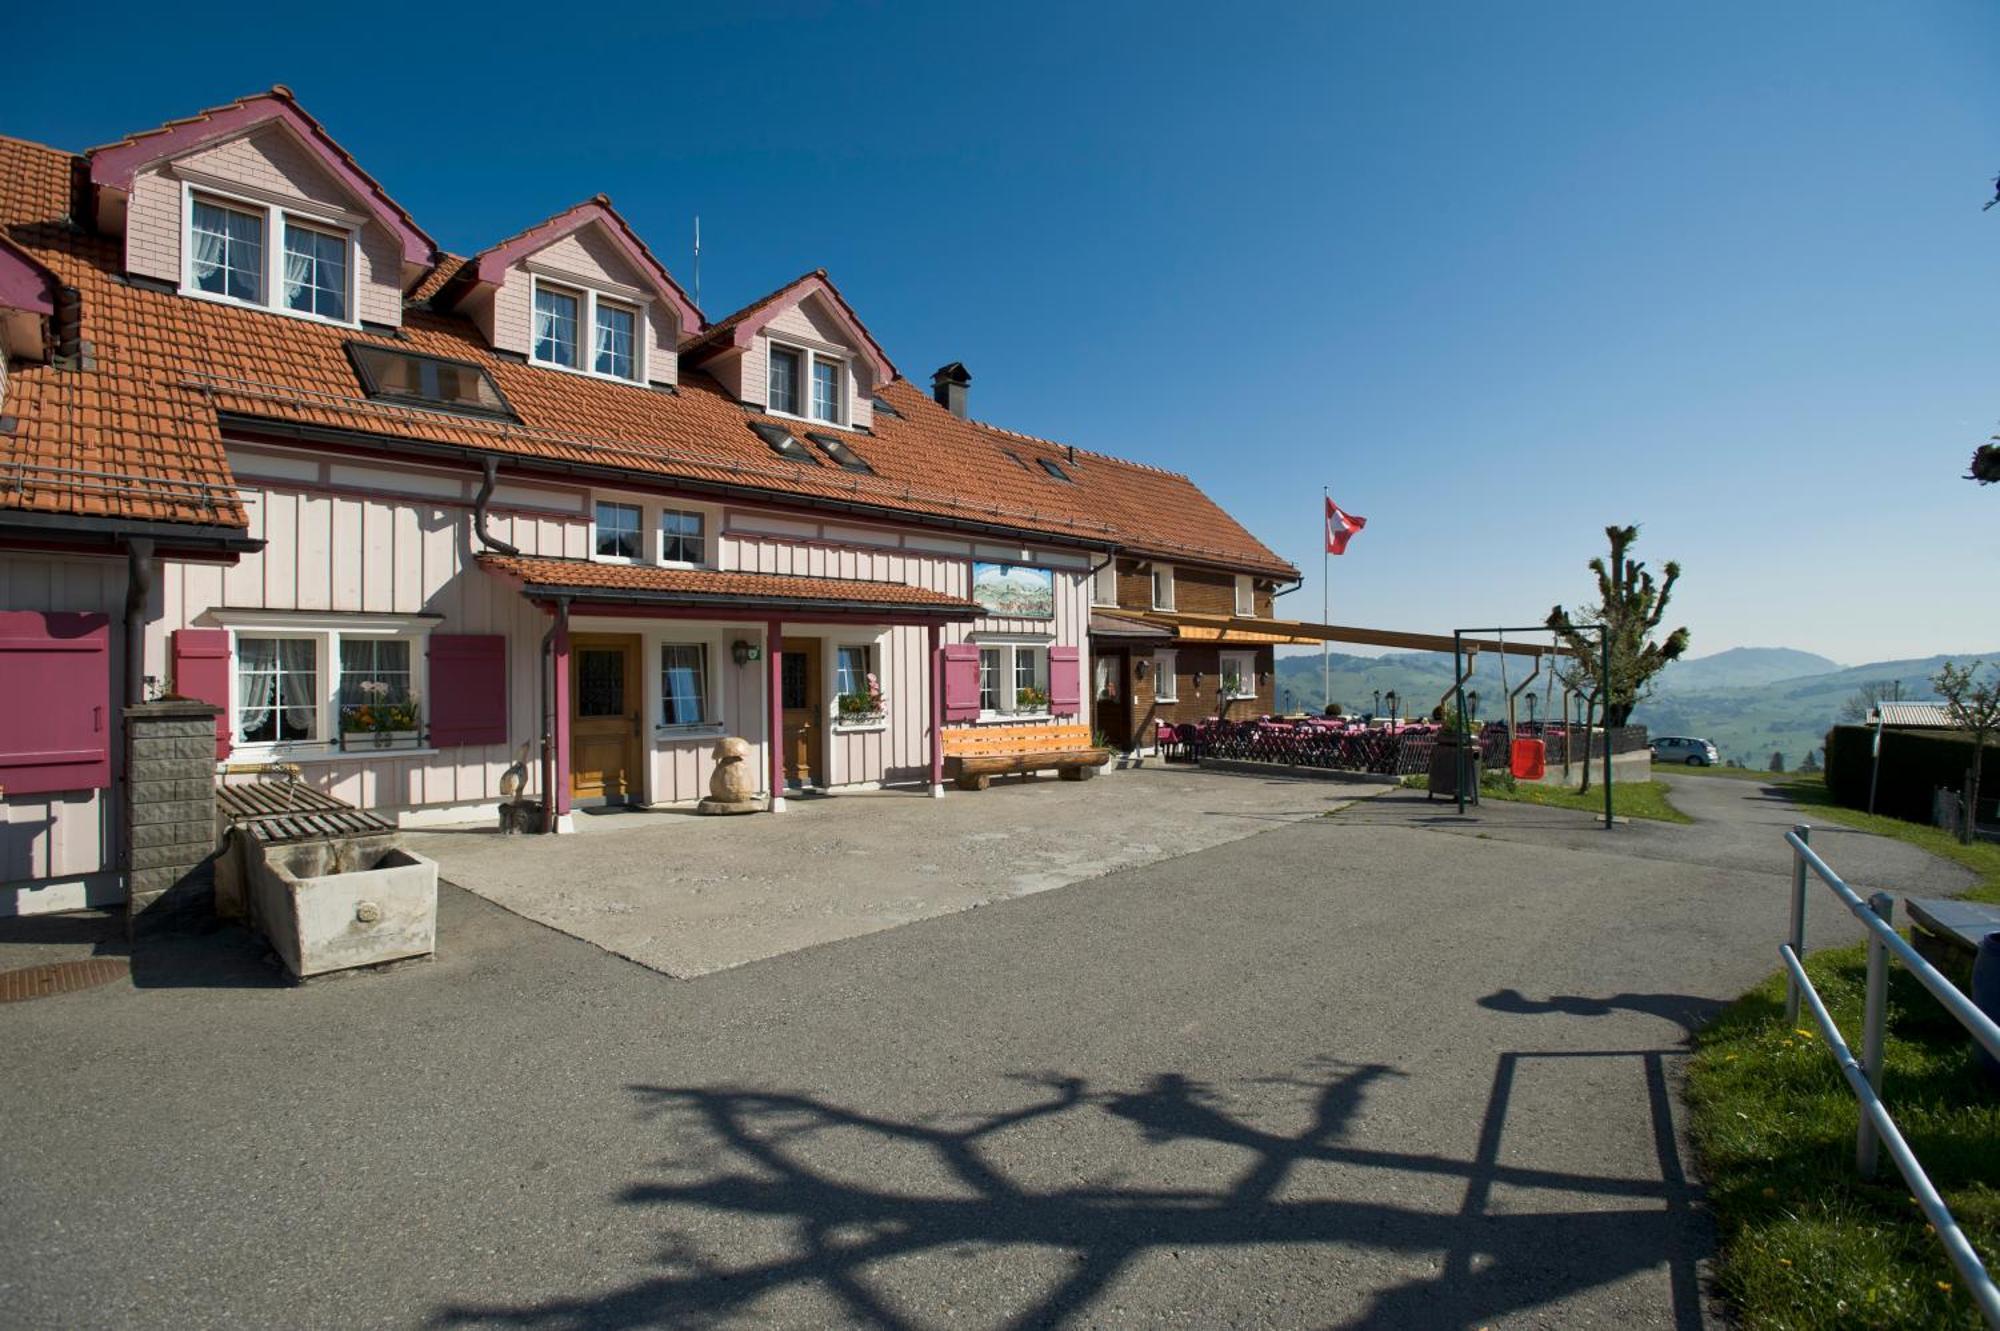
347, 343, 516, 420
1002, 450, 1031, 472
870, 395, 903, 419
750, 421, 821, 465
807, 431, 874, 475
1037, 457, 1074, 483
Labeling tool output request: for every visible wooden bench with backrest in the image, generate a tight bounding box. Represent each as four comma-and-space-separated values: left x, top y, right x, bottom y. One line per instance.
943, 723, 1111, 791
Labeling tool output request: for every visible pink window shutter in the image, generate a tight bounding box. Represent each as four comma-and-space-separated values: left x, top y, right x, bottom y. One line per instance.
941, 643, 981, 722
0, 612, 112, 795
1049, 646, 1082, 716
428, 635, 508, 747
170, 628, 232, 759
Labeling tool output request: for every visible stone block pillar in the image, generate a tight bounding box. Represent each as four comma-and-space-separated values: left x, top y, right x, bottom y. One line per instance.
124, 699, 222, 936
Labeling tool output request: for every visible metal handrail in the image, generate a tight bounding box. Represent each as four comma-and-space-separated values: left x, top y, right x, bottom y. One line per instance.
1781, 824, 2000, 1326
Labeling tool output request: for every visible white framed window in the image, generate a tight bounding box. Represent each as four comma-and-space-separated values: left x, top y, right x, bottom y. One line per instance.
533, 282, 582, 369
594, 299, 638, 380
236, 635, 321, 744
225, 619, 432, 757
768, 344, 802, 415
976, 641, 1050, 717
1221, 650, 1258, 700
184, 186, 357, 326
835, 645, 873, 699
1153, 649, 1179, 703
1235, 574, 1255, 616
283, 219, 349, 320
190, 197, 265, 303
1092, 560, 1119, 607
1151, 564, 1176, 610
660, 508, 705, 565
532, 277, 647, 383
594, 500, 643, 560
811, 354, 844, 424
659, 642, 710, 727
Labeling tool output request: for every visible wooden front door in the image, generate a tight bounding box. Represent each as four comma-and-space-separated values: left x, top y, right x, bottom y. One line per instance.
570, 633, 642, 805
780, 636, 822, 787
1095, 647, 1132, 749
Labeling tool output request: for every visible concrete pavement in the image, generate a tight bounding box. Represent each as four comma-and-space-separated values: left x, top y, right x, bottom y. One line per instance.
0, 771, 1974, 1328
404, 766, 1384, 977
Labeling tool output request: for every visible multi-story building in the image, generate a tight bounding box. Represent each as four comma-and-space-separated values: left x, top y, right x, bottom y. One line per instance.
0, 88, 1297, 916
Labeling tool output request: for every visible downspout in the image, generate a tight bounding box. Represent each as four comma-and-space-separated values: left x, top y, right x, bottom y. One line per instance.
473, 457, 521, 556
539, 595, 570, 832
123, 538, 156, 705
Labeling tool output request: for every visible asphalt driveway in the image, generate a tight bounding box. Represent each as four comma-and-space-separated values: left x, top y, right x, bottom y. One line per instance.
0, 771, 1973, 1328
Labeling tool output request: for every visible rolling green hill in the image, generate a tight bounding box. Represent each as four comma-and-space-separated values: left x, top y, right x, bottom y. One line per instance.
1273, 648, 1993, 769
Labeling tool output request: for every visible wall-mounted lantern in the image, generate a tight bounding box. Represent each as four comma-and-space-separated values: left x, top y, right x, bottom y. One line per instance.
731, 640, 762, 667
1135, 659, 1149, 679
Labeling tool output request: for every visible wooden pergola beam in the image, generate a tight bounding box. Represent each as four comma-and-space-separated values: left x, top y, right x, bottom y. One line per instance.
1136, 612, 1563, 658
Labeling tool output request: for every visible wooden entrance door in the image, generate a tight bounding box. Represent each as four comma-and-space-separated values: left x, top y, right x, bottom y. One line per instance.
1095, 648, 1132, 749
780, 637, 822, 787
570, 633, 642, 805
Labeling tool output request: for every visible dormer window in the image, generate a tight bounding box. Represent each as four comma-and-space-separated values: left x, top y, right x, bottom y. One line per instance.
185, 189, 355, 324
533, 278, 643, 383
283, 221, 349, 320
594, 301, 637, 379
190, 198, 264, 302
811, 355, 843, 424
768, 345, 801, 415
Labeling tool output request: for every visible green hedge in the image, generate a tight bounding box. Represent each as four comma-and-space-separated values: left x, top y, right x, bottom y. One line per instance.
1824, 723, 2000, 823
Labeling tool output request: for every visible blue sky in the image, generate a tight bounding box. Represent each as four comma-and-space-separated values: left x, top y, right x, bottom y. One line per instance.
7, 2, 1998, 664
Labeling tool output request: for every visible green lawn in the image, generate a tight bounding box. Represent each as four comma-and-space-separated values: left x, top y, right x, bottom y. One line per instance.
1398, 772, 1692, 823
1687, 774, 2000, 1328
1687, 948, 2000, 1329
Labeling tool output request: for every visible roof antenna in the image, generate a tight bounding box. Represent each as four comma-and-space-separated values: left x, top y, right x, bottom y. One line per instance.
692, 215, 701, 309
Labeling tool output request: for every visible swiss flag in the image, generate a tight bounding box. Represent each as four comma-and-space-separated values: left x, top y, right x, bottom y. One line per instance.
1326, 497, 1366, 554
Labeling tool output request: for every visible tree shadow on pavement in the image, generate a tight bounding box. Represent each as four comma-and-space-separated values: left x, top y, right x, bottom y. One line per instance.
1478, 986, 1719, 1040
432, 1054, 1707, 1330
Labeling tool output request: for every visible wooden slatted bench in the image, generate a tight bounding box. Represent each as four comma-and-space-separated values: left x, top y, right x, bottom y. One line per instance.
943, 723, 1111, 791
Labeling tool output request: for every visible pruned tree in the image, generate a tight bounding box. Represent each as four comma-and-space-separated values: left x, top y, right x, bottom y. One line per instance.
1932, 660, 2000, 844
1546, 525, 1691, 793
1838, 679, 1903, 725
1968, 440, 2000, 485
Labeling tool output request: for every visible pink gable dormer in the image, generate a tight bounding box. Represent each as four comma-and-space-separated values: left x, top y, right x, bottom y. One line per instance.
89, 88, 434, 329
444, 198, 702, 391
684, 270, 895, 432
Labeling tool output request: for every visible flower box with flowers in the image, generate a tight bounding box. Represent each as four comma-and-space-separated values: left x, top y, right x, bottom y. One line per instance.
834, 673, 888, 729
339, 681, 423, 751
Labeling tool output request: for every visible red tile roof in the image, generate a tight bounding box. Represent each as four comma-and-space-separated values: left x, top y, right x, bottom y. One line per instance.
0, 109, 1296, 579
477, 554, 981, 615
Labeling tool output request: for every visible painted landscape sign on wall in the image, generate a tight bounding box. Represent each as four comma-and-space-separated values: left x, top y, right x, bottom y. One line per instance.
971, 563, 1055, 619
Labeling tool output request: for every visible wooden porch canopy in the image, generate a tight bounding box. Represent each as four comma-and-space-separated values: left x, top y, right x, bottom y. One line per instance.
1131, 611, 1563, 658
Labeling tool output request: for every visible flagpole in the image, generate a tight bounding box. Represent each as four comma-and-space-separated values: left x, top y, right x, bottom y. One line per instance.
1322, 486, 1330, 712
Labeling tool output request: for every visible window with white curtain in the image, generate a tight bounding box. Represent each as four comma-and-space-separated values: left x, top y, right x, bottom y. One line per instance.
1235, 575, 1255, 616
190, 198, 265, 303
594, 300, 637, 380
835, 646, 874, 700
660, 643, 709, 726
533, 283, 582, 368
1154, 649, 1179, 702
1151, 564, 1176, 610
236, 636, 319, 743
975, 642, 1050, 716
1221, 651, 1258, 699
187, 190, 356, 322
1092, 561, 1119, 606
283, 221, 348, 320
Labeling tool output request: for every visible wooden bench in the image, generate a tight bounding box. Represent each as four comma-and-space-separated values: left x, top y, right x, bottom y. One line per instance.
943, 723, 1111, 791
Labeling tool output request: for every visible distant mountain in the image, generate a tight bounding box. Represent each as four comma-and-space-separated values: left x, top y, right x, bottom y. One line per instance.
1659, 647, 1842, 691
1272, 648, 1995, 769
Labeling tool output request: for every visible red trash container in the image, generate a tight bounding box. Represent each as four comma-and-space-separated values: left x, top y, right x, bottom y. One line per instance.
1511, 738, 1546, 781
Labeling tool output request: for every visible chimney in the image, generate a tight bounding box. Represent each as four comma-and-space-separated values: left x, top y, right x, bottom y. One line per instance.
931, 362, 970, 418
